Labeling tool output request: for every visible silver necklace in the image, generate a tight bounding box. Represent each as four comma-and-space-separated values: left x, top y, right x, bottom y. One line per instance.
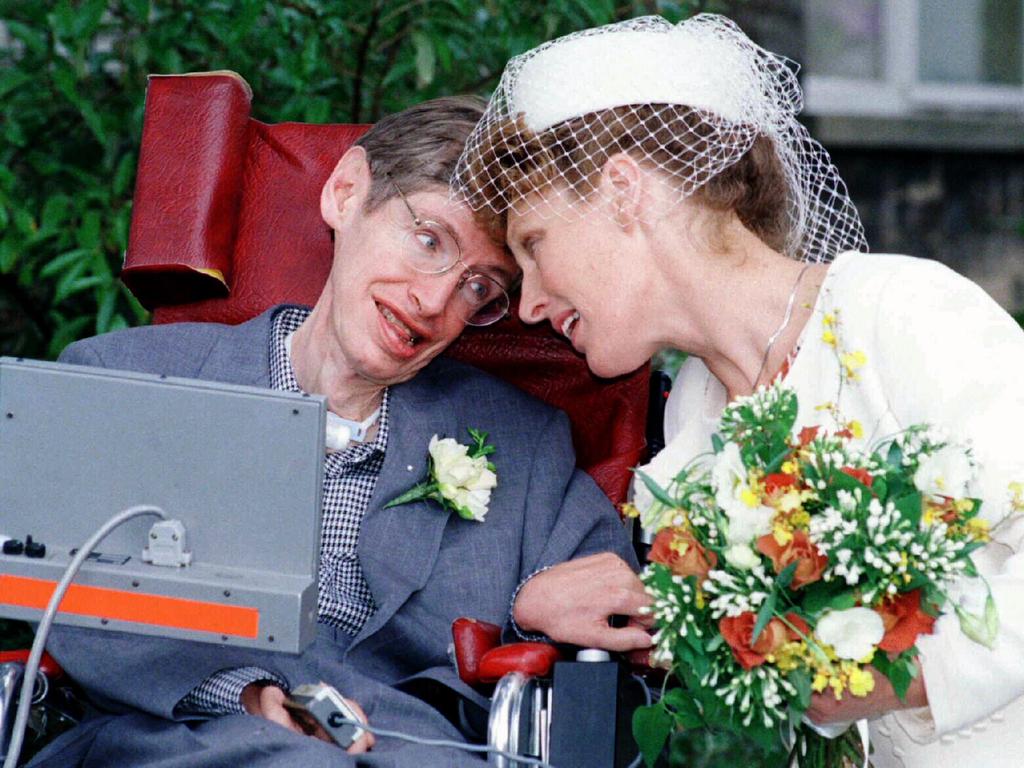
752, 262, 812, 390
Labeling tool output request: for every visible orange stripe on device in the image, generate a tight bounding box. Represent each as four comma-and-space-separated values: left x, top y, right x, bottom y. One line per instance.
0, 574, 259, 638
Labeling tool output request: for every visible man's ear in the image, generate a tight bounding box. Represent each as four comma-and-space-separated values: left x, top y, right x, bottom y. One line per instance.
599, 152, 643, 229
321, 146, 371, 230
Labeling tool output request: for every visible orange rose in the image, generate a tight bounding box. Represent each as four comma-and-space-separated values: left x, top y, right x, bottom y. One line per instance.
875, 589, 937, 654
719, 612, 809, 670
756, 531, 827, 590
648, 528, 717, 581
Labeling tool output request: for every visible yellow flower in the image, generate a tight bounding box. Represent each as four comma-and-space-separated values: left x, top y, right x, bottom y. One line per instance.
740, 488, 759, 508
669, 536, 691, 556
619, 502, 640, 519
772, 523, 794, 546
966, 517, 991, 542
823, 313, 836, 327
848, 420, 864, 439
772, 641, 807, 672
790, 509, 812, 528
781, 460, 798, 475
812, 673, 829, 693
1010, 482, 1024, 512
695, 588, 705, 610
848, 666, 876, 697
922, 503, 940, 527
954, 498, 975, 514
829, 676, 845, 699
840, 350, 867, 380
822, 329, 837, 347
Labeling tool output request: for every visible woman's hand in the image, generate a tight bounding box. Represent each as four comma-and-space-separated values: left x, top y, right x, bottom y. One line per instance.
241, 683, 375, 754
805, 660, 928, 725
512, 553, 654, 651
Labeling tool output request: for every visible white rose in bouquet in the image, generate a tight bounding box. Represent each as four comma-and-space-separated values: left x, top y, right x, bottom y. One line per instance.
913, 444, 974, 499
816, 607, 884, 660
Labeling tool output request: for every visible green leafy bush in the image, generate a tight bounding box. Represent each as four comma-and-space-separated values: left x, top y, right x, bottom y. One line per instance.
0, 0, 741, 359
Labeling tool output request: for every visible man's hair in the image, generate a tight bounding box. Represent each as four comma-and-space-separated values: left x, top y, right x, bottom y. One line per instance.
354, 95, 504, 241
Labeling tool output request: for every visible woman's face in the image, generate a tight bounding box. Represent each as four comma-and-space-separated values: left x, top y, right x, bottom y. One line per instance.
506, 192, 659, 378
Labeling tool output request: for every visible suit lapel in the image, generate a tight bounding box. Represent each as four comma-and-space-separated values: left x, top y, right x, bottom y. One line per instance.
194, 307, 282, 387
351, 369, 459, 650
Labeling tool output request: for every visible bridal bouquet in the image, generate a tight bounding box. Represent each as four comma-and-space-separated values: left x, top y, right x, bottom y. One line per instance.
630, 379, 1002, 767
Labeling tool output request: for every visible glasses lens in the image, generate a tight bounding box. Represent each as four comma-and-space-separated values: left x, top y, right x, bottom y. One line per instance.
460, 274, 509, 326
403, 221, 460, 275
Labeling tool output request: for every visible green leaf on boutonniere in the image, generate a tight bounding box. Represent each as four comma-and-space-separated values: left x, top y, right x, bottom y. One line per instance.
383, 482, 436, 510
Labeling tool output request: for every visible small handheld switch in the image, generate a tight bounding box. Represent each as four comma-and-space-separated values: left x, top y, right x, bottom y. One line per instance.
284, 682, 366, 749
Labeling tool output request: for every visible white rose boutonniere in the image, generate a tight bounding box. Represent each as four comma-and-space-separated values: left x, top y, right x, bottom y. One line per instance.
385, 428, 497, 522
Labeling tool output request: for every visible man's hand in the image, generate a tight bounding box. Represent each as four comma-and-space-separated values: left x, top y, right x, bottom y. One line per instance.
805, 660, 928, 725
241, 683, 375, 754
512, 553, 653, 651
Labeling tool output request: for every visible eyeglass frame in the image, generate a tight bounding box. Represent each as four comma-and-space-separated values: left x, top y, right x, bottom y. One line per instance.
386, 173, 513, 327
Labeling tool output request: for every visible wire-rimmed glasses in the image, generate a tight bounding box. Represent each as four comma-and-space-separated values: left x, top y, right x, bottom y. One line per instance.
388, 174, 511, 327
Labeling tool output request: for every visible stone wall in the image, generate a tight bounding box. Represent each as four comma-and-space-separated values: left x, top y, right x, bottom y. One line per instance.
829, 147, 1024, 314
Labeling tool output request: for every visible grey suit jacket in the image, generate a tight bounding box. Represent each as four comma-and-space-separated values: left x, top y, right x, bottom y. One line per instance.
30, 307, 637, 768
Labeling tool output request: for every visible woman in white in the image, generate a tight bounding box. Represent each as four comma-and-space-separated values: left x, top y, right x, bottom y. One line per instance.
452, 14, 1024, 768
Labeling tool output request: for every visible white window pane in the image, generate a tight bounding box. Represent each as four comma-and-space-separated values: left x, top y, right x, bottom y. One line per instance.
919, 0, 1022, 85
806, 0, 883, 79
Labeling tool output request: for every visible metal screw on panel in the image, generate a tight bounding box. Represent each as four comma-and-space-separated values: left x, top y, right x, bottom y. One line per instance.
150, 532, 157, 539
131, 580, 140, 588
223, 590, 231, 598
171, 533, 178, 541
5, 413, 12, 419
292, 408, 299, 415
221, 635, 229, 642
100, 618, 109, 626
267, 635, 275, 643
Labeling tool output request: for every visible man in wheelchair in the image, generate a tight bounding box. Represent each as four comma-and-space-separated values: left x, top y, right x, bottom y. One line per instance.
20, 95, 651, 768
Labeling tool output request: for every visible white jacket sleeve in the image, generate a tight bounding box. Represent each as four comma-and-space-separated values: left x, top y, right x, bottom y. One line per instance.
871, 257, 1024, 739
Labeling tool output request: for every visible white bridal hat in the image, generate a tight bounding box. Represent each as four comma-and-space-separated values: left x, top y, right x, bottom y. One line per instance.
512, 22, 756, 130
452, 14, 867, 263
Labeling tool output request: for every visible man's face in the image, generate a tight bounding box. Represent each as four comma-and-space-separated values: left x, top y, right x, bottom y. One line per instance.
320, 149, 517, 387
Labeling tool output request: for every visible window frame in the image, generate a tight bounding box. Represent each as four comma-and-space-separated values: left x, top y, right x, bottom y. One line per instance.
803, 0, 1024, 118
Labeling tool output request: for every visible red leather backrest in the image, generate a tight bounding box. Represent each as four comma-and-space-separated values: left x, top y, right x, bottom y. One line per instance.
122, 72, 648, 504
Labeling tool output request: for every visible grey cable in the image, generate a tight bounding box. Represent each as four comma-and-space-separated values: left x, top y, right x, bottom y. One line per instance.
2, 505, 167, 768
332, 717, 557, 768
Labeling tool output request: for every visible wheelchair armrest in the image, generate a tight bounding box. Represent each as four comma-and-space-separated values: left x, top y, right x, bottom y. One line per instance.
450, 617, 560, 686
477, 644, 560, 684
0, 651, 63, 679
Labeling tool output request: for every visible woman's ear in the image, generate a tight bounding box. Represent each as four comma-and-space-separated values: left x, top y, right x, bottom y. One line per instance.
600, 152, 644, 229
320, 146, 371, 230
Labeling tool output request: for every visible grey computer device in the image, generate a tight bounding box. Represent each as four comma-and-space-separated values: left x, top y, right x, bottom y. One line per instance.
0, 357, 325, 653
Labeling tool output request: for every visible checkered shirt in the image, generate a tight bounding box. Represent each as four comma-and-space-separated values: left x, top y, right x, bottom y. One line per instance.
176, 306, 389, 716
